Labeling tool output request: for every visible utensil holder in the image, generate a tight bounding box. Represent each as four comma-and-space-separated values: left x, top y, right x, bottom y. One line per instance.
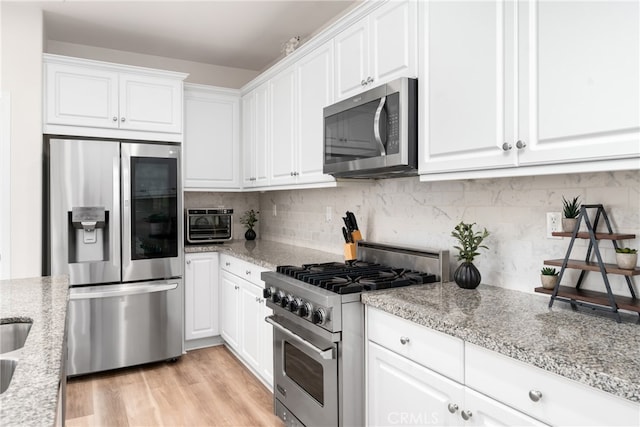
344, 243, 357, 261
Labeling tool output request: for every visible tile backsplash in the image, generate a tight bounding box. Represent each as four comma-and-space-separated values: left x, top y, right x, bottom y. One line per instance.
189, 170, 639, 295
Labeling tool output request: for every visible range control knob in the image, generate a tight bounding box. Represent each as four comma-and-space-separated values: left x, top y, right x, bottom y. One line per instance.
273, 291, 285, 304
312, 308, 327, 325
299, 302, 312, 319
263, 287, 274, 300
289, 298, 301, 313
280, 294, 291, 308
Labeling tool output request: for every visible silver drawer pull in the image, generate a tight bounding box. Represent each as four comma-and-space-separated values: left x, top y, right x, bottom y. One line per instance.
529, 390, 543, 402
399, 336, 410, 345
447, 403, 458, 414
461, 410, 472, 421
246, 270, 251, 275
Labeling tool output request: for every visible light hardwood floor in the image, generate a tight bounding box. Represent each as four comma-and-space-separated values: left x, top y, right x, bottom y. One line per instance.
65, 345, 283, 427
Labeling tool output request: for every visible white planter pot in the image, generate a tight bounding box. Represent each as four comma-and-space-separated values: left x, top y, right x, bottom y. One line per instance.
562, 218, 578, 233
616, 253, 638, 270
540, 274, 559, 290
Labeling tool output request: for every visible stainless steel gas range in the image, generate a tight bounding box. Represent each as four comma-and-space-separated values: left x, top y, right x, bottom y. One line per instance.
261, 242, 449, 427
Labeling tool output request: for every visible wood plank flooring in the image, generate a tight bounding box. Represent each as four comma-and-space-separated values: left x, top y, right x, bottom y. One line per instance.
65, 345, 283, 427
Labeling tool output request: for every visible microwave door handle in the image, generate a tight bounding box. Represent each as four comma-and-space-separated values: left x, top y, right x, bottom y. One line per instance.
373, 96, 387, 156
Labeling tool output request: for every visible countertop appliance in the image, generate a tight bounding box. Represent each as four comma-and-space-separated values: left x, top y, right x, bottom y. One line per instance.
44, 137, 183, 376
261, 241, 449, 427
323, 77, 418, 179
186, 208, 233, 244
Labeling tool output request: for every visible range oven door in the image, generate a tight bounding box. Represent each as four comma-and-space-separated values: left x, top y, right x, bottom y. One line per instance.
268, 315, 338, 427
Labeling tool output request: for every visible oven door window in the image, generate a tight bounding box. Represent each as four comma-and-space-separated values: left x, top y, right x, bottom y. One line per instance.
284, 341, 324, 405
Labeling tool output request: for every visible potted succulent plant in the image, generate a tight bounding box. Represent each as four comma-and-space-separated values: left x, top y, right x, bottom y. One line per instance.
540, 267, 559, 290
451, 221, 490, 289
615, 247, 638, 270
240, 209, 259, 241
561, 195, 581, 232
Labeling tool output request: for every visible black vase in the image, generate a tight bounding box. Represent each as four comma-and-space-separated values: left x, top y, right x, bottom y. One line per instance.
454, 262, 481, 289
244, 228, 256, 241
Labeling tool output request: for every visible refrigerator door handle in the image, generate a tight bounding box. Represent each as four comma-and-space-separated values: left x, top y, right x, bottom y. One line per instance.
70, 283, 178, 300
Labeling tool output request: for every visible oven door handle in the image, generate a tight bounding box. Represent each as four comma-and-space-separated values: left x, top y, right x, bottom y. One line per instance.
265, 316, 335, 360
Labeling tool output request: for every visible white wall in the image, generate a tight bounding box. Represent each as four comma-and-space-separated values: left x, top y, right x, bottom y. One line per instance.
46, 40, 259, 89
1, 3, 43, 279
258, 170, 640, 295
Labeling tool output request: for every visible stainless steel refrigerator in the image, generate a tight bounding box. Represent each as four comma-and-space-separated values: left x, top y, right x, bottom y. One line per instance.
45, 137, 183, 376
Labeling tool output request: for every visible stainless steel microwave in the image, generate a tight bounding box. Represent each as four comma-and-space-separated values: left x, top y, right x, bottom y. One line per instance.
185, 208, 233, 243
323, 77, 418, 178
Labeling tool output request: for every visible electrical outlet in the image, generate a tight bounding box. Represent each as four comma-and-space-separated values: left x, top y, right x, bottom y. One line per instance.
325, 206, 332, 222
272, 204, 277, 217
546, 212, 562, 239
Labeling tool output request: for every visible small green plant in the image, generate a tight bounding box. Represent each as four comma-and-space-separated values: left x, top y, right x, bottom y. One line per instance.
240, 209, 259, 230
451, 222, 490, 263
616, 247, 638, 254
562, 195, 581, 219
541, 267, 559, 276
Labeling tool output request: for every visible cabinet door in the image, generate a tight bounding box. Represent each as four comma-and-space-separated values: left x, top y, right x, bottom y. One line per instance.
184, 253, 219, 341
119, 73, 182, 133
253, 82, 270, 187
269, 67, 297, 186
241, 92, 256, 187
239, 279, 262, 371
419, 0, 516, 174
463, 388, 546, 427
518, 0, 640, 166
184, 87, 240, 189
370, 0, 418, 84
219, 270, 240, 349
368, 341, 463, 426
296, 41, 336, 185
45, 62, 119, 129
259, 299, 274, 388
334, 18, 370, 99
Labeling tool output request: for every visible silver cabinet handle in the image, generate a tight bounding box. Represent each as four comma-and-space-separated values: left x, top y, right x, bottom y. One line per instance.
447, 403, 458, 414
529, 390, 543, 402
290, 172, 294, 176
502, 142, 512, 151
234, 285, 239, 290
225, 262, 231, 266
255, 296, 260, 302
399, 336, 410, 345
361, 79, 367, 86
367, 76, 374, 84
461, 410, 472, 421
186, 260, 191, 265
112, 117, 118, 122
246, 270, 251, 275
373, 96, 387, 156
121, 117, 126, 122
516, 140, 527, 149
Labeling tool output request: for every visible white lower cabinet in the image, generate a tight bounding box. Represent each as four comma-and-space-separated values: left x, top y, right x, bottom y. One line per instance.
219, 254, 273, 388
184, 252, 219, 346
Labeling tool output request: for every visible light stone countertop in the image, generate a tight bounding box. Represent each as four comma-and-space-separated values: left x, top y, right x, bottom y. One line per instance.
361, 282, 640, 403
185, 239, 342, 269
0, 275, 69, 427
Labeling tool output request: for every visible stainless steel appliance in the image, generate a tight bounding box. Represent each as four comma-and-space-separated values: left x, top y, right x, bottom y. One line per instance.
323, 77, 418, 178
186, 208, 233, 243
261, 241, 449, 427
44, 137, 183, 376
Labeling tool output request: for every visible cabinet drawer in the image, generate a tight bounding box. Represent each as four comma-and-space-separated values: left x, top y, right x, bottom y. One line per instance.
367, 307, 464, 383
465, 343, 639, 426
219, 254, 267, 286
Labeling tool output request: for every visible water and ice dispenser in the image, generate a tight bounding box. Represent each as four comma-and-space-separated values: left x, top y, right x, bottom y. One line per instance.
69, 207, 109, 263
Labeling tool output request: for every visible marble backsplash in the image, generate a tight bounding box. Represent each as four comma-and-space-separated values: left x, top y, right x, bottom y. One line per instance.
187, 170, 639, 295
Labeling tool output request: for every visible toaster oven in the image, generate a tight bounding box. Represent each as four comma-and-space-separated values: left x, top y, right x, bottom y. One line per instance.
185, 208, 233, 243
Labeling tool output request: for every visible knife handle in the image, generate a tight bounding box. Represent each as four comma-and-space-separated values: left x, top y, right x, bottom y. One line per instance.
344, 243, 357, 261
351, 230, 363, 242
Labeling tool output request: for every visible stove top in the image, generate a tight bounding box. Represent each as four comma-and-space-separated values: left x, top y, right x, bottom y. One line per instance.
276, 261, 438, 294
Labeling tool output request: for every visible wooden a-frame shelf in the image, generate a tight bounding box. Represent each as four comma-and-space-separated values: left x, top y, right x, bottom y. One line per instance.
544, 259, 640, 276
551, 231, 636, 240
535, 286, 640, 314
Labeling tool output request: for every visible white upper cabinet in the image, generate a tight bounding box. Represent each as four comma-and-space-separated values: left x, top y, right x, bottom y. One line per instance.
335, 0, 418, 100
44, 54, 186, 141
269, 66, 297, 186
242, 82, 270, 188
184, 84, 240, 190
419, 0, 639, 178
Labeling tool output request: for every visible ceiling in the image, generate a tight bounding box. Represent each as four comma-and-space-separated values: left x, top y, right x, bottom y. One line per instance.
38, 0, 359, 72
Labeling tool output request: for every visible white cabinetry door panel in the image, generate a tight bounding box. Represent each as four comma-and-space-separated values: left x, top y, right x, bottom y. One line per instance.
184, 85, 240, 189
119, 73, 182, 133
45, 62, 119, 129
239, 280, 262, 371
296, 41, 336, 185
184, 253, 219, 341
368, 341, 463, 427
421, 0, 515, 173
219, 270, 240, 349
254, 83, 270, 187
464, 387, 546, 427
335, 18, 369, 99
269, 67, 297, 186
242, 93, 255, 187
518, 0, 640, 165
370, 0, 417, 84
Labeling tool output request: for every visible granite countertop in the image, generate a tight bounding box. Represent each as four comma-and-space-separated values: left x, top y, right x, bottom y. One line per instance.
0, 276, 69, 427
185, 239, 342, 269
361, 282, 640, 403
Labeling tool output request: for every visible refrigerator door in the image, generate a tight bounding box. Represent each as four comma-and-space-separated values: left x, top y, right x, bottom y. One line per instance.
121, 142, 182, 282
49, 139, 121, 285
